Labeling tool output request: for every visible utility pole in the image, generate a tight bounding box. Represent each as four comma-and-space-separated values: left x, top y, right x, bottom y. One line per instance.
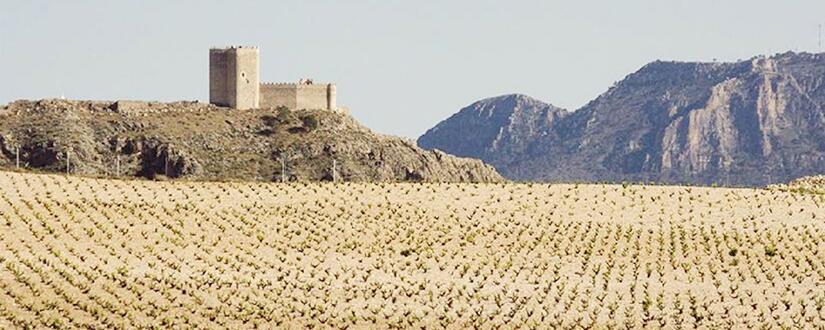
724, 159, 731, 187
332, 159, 338, 183
165, 145, 172, 178
66, 149, 71, 174
725, 171, 730, 187
280, 157, 286, 183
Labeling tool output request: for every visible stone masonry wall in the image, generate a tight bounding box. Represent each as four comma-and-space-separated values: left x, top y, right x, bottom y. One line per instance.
232, 48, 259, 110
260, 84, 298, 109
296, 84, 331, 110
259, 83, 336, 110
210, 46, 336, 111
209, 49, 230, 107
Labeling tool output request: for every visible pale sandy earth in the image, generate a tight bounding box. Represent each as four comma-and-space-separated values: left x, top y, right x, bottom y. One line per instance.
0, 171, 824, 329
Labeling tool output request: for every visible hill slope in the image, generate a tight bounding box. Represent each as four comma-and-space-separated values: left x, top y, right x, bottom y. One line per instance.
0, 171, 822, 328
419, 52, 825, 186
0, 99, 502, 182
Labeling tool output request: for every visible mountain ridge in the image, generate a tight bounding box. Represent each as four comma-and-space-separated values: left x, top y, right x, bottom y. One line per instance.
419, 52, 825, 186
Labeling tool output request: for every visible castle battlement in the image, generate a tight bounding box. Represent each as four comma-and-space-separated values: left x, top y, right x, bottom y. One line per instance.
209, 47, 336, 110
210, 46, 259, 50
260, 82, 333, 86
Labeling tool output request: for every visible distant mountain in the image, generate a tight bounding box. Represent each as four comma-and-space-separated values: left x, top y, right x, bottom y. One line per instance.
0, 99, 503, 182
418, 94, 568, 173
419, 52, 825, 186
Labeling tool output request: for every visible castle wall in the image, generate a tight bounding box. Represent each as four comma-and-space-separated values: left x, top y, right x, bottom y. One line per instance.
259, 83, 337, 110
296, 84, 331, 110
209, 46, 337, 111
232, 48, 259, 110
260, 84, 298, 109
209, 49, 230, 107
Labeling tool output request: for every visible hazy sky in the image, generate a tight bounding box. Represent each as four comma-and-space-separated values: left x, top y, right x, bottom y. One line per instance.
2, 1, 824, 137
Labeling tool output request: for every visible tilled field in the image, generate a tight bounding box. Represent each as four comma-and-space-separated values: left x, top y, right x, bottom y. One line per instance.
0, 171, 824, 328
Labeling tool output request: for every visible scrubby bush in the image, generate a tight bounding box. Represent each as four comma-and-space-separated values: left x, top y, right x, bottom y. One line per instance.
302, 115, 319, 131
276, 106, 291, 122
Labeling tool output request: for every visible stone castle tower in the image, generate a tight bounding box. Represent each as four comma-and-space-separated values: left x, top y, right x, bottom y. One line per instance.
209, 46, 336, 111
209, 47, 260, 110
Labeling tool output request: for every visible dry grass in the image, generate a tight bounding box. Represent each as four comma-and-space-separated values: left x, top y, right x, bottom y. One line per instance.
0, 171, 824, 328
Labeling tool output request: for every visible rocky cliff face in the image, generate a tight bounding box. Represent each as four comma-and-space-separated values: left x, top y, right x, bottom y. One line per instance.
419, 52, 825, 186
0, 100, 503, 182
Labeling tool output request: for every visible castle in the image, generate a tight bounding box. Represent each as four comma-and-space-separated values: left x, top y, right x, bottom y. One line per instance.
209, 46, 337, 110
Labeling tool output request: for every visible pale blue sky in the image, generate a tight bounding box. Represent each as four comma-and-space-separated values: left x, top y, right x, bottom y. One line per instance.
2, 1, 824, 137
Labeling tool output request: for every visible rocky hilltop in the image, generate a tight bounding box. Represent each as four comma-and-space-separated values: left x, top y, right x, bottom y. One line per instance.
419, 52, 825, 186
418, 94, 568, 176
0, 100, 502, 182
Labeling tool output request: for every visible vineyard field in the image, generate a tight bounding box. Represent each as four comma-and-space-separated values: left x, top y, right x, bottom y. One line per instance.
0, 171, 824, 328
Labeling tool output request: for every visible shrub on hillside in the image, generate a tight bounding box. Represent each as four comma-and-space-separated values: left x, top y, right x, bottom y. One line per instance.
302, 115, 319, 131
